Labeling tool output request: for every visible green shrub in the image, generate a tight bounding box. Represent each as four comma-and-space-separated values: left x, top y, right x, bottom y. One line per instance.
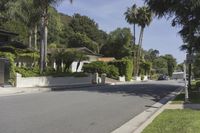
195, 81, 200, 89
141, 75, 144, 81
151, 74, 158, 80
83, 61, 119, 79
16, 67, 89, 78
15, 67, 40, 77
109, 58, 133, 81
83, 61, 108, 74
107, 65, 119, 79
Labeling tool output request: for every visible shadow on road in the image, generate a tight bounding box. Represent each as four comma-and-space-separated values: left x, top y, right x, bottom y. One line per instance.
51, 83, 183, 103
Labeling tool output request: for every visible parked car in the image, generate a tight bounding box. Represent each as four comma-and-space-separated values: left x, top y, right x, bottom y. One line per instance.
158, 75, 169, 80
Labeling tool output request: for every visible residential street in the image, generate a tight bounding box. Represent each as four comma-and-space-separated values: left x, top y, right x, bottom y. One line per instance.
0, 81, 183, 133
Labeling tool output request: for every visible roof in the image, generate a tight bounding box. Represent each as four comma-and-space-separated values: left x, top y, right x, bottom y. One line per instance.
0, 29, 18, 36
98, 57, 115, 62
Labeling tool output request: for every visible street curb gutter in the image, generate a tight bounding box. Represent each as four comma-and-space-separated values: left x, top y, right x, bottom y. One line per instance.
111, 87, 184, 133
0, 84, 108, 97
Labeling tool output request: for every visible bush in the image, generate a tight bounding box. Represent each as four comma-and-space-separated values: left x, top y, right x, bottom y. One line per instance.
141, 75, 144, 81
83, 61, 119, 79
151, 74, 158, 80
16, 66, 89, 78
109, 58, 133, 81
195, 81, 200, 89
107, 65, 119, 79
15, 67, 40, 77
83, 61, 108, 74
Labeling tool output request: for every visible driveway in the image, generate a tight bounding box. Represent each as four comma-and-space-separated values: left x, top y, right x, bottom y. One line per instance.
0, 81, 183, 133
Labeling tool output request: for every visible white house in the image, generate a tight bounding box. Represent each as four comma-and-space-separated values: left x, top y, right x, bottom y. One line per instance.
70, 47, 103, 72
172, 72, 184, 80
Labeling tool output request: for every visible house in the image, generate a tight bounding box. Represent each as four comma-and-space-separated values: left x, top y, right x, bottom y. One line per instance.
48, 47, 103, 72
70, 47, 102, 72
97, 57, 115, 62
172, 72, 184, 80
0, 29, 18, 44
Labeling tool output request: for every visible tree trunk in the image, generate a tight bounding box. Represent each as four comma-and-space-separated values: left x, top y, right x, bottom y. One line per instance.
133, 24, 137, 77
44, 5, 48, 70
136, 27, 144, 76
40, 6, 48, 73
40, 14, 45, 74
34, 25, 38, 50
28, 29, 32, 49
44, 24, 48, 68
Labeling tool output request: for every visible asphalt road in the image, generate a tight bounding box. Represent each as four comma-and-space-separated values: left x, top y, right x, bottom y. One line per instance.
0, 81, 183, 133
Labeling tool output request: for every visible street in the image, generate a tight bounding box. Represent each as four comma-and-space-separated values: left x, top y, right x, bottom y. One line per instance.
0, 81, 183, 133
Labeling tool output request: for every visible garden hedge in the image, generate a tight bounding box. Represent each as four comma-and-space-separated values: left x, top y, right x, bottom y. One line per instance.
109, 58, 133, 81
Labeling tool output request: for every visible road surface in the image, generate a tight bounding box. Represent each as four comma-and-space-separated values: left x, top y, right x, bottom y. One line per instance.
0, 80, 183, 133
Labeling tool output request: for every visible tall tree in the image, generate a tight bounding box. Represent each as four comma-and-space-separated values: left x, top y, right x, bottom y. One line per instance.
124, 4, 138, 76
101, 28, 133, 59
125, 4, 153, 76
33, 0, 73, 73
136, 6, 153, 76
16, 0, 40, 49
163, 54, 177, 77
124, 4, 138, 45
69, 13, 107, 53
145, 0, 200, 88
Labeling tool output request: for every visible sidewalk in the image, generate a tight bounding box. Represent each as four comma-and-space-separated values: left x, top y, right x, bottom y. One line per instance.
0, 87, 51, 97
165, 103, 200, 110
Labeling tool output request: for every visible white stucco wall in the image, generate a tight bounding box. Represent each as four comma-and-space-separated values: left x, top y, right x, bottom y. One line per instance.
16, 73, 92, 88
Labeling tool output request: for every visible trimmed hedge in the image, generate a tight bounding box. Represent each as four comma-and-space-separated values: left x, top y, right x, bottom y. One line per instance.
83, 61, 108, 74
109, 58, 133, 81
83, 61, 119, 79
107, 65, 119, 79
15, 67, 40, 77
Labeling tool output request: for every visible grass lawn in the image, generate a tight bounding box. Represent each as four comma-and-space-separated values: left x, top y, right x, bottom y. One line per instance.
172, 80, 200, 104
172, 92, 200, 104
142, 109, 200, 133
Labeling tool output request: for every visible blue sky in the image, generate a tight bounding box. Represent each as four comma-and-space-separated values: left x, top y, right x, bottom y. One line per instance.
56, 0, 185, 63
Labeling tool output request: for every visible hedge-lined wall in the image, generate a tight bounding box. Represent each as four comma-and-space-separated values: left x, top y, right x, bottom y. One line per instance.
83, 58, 133, 81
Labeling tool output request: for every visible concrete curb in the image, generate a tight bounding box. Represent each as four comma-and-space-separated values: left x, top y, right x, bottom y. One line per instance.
0, 83, 108, 97
111, 87, 184, 133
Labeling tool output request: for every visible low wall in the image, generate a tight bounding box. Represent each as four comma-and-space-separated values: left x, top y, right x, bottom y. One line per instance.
16, 73, 92, 88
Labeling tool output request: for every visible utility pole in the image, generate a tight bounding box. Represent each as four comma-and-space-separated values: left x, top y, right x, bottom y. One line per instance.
184, 60, 189, 102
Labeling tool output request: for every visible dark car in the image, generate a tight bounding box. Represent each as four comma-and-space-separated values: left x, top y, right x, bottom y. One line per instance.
158, 75, 169, 80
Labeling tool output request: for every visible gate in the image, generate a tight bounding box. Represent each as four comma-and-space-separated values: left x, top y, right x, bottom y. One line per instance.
0, 58, 10, 86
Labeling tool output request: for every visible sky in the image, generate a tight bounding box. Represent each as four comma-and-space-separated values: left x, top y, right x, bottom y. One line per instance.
56, 0, 185, 63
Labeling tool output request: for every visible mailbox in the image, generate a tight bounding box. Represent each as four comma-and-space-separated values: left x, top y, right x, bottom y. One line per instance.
0, 58, 10, 86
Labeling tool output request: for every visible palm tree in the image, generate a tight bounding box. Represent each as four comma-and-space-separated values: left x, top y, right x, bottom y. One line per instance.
34, 0, 73, 73
125, 4, 138, 45
125, 5, 153, 76
125, 4, 138, 76
136, 6, 153, 76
